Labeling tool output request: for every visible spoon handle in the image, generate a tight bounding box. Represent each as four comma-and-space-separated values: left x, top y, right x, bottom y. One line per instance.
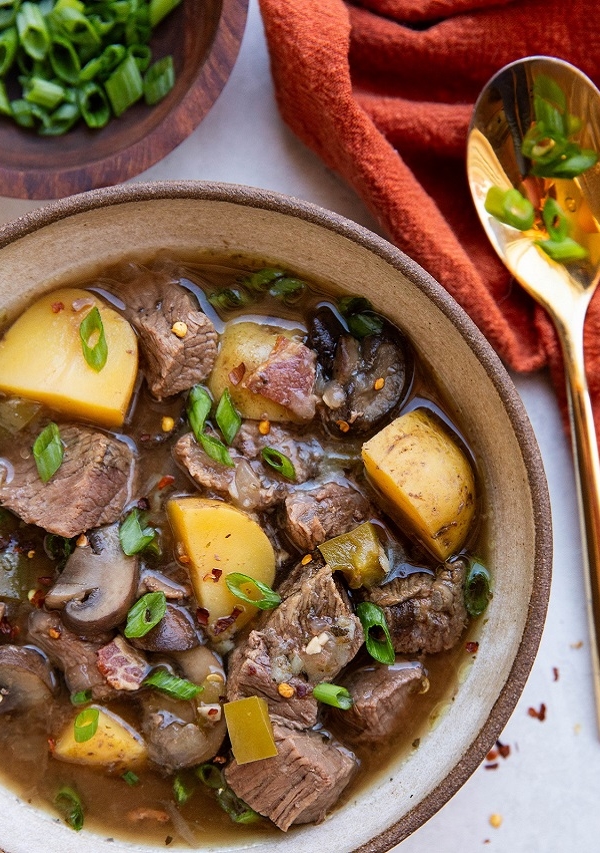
560, 314, 600, 732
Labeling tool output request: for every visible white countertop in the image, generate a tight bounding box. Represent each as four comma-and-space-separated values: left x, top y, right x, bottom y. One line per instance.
1, 2, 598, 851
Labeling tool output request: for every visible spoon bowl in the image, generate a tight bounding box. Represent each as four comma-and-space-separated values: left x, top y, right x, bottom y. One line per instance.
468, 55, 600, 728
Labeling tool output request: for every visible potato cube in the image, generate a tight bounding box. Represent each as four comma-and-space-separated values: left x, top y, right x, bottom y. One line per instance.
53, 706, 147, 772
362, 408, 476, 560
224, 696, 278, 764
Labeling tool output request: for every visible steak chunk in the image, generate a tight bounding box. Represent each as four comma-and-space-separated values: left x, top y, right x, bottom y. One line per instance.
123, 275, 218, 399
364, 558, 468, 654
282, 481, 372, 551
242, 335, 317, 421
0, 424, 134, 538
225, 721, 357, 830
96, 635, 150, 691
329, 660, 428, 745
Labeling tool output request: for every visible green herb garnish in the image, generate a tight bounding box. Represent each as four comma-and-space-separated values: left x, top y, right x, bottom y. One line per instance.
356, 601, 395, 665
215, 389, 241, 445
143, 668, 202, 700
225, 572, 281, 610
312, 682, 353, 710
124, 591, 167, 638
79, 306, 108, 372
73, 707, 99, 743
261, 446, 295, 480
55, 785, 84, 831
33, 421, 64, 483
119, 507, 157, 556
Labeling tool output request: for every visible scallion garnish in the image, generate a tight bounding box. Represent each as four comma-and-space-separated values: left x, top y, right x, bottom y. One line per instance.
121, 770, 139, 786
268, 276, 306, 304
208, 287, 254, 311
215, 389, 241, 446
55, 785, 84, 832
225, 572, 281, 610
119, 507, 157, 556
312, 682, 353, 710
173, 773, 195, 805
143, 54, 175, 106
79, 306, 108, 372
33, 421, 64, 483
356, 601, 395, 665
104, 51, 143, 117
199, 432, 234, 468
337, 295, 384, 339
464, 559, 492, 617
196, 765, 259, 824
143, 668, 202, 700
73, 706, 99, 743
187, 385, 212, 441
70, 689, 92, 706
261, 446, 295, 480
244, 268, 286, 293
196, 763, 224, 789
124, 591, 166, 638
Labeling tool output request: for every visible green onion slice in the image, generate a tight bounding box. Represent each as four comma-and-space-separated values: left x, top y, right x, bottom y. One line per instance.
541, 197, 570, 242
312, 682, 353, 710
216, 786, 261, 824
148, 0, 182, 27
143, 668, 202, 700
33, 421, 64, 483
70, 688, 92, 706
356, 601, 395, 665
73, 706, 99, 743
215, 389, 241, 445
245, 268, 285, 293
196, 763, 224, 789
104, 51, 142, 117
55, 786, 84, 832
173, 773, 195, 805
208, 287, 254, 311
268, 276, 306, 304
124, 591, 166, 638
199, 433, 234, 468
347, 312, 384, 339
484, 186, 535, 231
187, 384, 212, 441
225, 572, 281, 610
464, 560, 492, 617
79, 306, 108, 371
143, 54, 174, 105
261, 446, 295, 480
121, 770, 139, 786
119, 507, 157, 556
17, 2, 50, 61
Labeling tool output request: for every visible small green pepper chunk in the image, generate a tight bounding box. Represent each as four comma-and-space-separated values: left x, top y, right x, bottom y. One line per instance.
484, 186, 535, 231
318, 521, 387, 589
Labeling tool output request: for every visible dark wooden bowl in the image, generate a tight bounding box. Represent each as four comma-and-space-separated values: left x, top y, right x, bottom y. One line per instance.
0, 0, 248, 200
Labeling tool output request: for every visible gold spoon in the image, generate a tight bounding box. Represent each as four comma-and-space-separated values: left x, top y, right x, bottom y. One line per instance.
467, 56, 600, 730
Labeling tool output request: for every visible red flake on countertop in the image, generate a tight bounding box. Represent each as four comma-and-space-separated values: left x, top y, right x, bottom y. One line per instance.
496, 740, 510, 759
527, 703, 547, 721
553, 666, 559, 681
484, 762, 499, 770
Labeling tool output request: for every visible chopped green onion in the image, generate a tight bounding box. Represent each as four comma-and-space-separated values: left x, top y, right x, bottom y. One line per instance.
148, 0, 182, 27
124, 591, 166, 638
464, 560, 492, 617
244, 268, 286, 293
312, 682, 353, 710
225, 572, 281, 610
24, 76, 64, 109
337, 295, 373, 316
40, 99, 79, 135
70, 689, 92, 705
77, 80, 110, 128
143, 53, 174, 105
196, 764, 260, 824
261, 446, 295, 480
79, 306, 108, 371
119, 507, 157, 555
121, 770, 139, 786
346, 312, 384, 339
143, 668, 202, 700
48, 34, 80, 83
0, 27, 18, 77
541, 197, 569, 242
199, 432, 234, 468
17, 2, 50, 61
484, 186, 535, 231
0, 81, 10, 116
196, 763, 224, 789
130, 43, 152, 74
215, 389, 241, 445
356, 601, 395, 665
55, 786, 84, 832
208, 287, 254, 311
532, 148, 598, 179
536, 237, 588, 262
173, 773, 195, 805
104, 50, 142, 116
268, 276, 306, 304
73, 706, 99, 743
187, 384, 212, 440
33, 421, 64, 483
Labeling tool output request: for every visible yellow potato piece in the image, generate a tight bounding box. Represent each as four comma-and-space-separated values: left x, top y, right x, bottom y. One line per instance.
208, 321, 304, 422
53, 706, 147, 772
0, 288, 138, 428
362, 408, 476, 561
167, 497, 276, 634
224, 696, 278, 764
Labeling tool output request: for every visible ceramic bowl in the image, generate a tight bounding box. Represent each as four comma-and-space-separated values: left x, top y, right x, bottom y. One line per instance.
0, 0, 248, 200
0, 182, 552, 853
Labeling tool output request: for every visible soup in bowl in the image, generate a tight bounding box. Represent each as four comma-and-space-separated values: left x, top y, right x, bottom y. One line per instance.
0, 182, 551, 853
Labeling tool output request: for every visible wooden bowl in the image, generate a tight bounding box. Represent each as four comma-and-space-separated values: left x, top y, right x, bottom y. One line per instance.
0, 1, 248, 200
0, 182, 552, 852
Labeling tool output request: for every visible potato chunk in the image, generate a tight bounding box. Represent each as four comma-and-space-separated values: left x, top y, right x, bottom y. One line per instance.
166, 497, 276, 635
53, 706, 147, 771
362, 409, 476, 560
0, 288, 138, 428
208, 321, 307, 422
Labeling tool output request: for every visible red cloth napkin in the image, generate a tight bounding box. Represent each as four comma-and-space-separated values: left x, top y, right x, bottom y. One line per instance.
258, 0, 600, 437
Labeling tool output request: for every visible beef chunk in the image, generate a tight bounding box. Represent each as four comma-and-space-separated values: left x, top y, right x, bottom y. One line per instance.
123, 274, 218, 399
364, 558, 468, 654
96, 635, 150, 691
0, 424, 134, 538
234, 421, 323, 482
282, 481, 372, 550
227, 563, 363, 727
27, 609, 116, 701
225, 721, 357, 831
329, 660, 428, 745
242, 336, 317, 421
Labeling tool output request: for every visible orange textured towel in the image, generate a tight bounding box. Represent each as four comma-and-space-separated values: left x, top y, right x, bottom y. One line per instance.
258, 0, 600, 436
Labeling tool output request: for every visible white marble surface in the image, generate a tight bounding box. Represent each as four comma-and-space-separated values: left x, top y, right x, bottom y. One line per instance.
1, 2, 599, 851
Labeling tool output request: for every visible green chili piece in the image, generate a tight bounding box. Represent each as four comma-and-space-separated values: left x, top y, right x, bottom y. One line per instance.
225, 572, 281, 610
215, 388, 241, 445
356, 601, 395, 665
73, 706, 99, 743
55, 786, 84, 831
261, 446, 296, 480
33, 421, 64, 483
143, 668, 202, 700
143, 53, 174, 105
124, 591, 166, 638
312, 682, 353, 710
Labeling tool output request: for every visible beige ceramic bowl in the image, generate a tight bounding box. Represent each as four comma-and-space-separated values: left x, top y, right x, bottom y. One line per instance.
0, 182, 551, 853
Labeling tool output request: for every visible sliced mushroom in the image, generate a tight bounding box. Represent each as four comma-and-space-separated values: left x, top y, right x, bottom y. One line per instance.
130, 604, 201, 653
0, 645, 58, 714
45, 523, 139, 634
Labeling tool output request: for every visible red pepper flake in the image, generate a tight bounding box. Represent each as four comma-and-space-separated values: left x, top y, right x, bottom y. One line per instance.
29, 589, 46, 608
196, 607, 210, 626
51, 301, 64, 313
527, 702, 547, 721
212, 607, 243, 635
496, 740, 510, 759
212, 568, 222, 582
465, 641, 479, 654
47, 736, 56, 754
0, 614, 19, 640
486, 747, 498, 761
157, 474, 175, 491
484, 762, 499, 770
552, 666, 560, 681
229, 362, 246, 386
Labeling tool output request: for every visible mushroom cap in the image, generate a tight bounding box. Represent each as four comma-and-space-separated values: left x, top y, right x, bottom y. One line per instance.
0, 644, 58, 714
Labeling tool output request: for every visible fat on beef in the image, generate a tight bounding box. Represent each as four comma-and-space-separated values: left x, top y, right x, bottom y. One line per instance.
122, 274, 218, 399
242, 335, 318, 421
364, 558, 468, 654
282, 480, 372, 551
224, 721, 357, 831
226, 562, 364, 728
0, 424, 134, 538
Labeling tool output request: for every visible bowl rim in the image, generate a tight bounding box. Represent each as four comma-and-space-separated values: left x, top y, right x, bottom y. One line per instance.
0, 180, 553, 851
